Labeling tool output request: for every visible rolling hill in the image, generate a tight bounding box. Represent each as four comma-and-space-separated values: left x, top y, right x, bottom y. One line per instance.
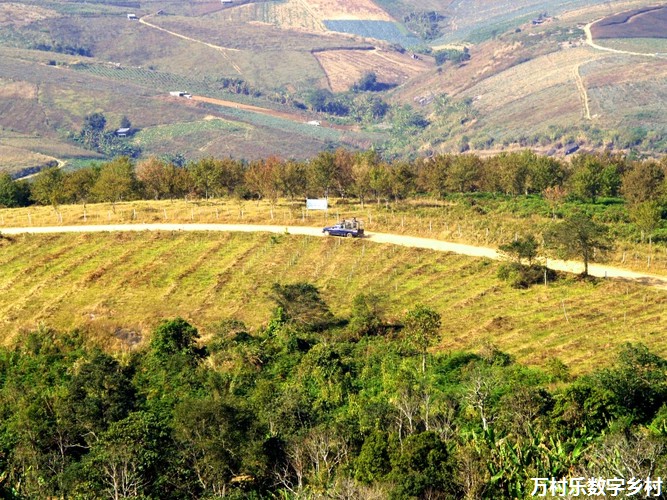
2, 227, 667, 374
0, 0, 666, 172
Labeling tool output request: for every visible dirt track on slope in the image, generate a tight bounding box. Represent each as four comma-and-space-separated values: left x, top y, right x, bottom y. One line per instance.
139, 14, 243, 75
584, 20, 666, 58
3, 223, 667, 289
187, 96, 351, 131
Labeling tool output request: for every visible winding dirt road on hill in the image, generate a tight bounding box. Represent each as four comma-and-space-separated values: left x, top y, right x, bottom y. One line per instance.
139, 14, 244, 75
2, 223, 667, 289
584, 20, 666, 58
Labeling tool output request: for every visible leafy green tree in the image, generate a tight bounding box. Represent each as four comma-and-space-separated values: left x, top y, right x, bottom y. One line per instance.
187, 158, 216, 199
492, 151, 530, 195
79, 411, 171, 499
350, 150, 377, 207
352, 71, 378, 92
369, 161, 391, 204
150, 318, 203, 360
277, 160, 307, 199
434, 47, 470, 65
79, 112, 107, 149
91, 156, 138, 208
621, 160, 665, 205
83, 112, 106, 134
173, 398, 251, 497
418, 154, 452, 198
499, 235, 539, 265
66, 351, 136, 437
527, 154, 566, 193
31, 166, 66, 211
354, 430, 390, 484
389, 161, 417, 201
0, 173, 28, 208
309, 151, 337, 197
630, 200, 663, 245
403, 305, 441, 373
62, 167, 99, 207
596, 343, 667, 423
245, 156, 281, 216
119, 115, 131, 130
447, 154, 481, 193
544, 212, 612, 276
348, 293, 385, 338
568, 153, 624, 202
388, 431, 454, 499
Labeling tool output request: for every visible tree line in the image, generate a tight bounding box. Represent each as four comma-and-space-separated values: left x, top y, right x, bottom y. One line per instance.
0, 286, 665, 498
1, 149, 665, 211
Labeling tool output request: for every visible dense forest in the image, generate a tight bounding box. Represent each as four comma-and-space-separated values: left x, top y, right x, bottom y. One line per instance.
0, 285, 666, 498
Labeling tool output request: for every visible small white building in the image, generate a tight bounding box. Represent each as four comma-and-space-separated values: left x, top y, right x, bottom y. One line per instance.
127, 13, 138, 20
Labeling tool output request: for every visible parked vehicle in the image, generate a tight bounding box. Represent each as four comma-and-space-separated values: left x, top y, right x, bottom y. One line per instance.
322, 219, 364, 238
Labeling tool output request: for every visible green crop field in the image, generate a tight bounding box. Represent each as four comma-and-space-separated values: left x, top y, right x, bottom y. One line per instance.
0, 229, 665, 374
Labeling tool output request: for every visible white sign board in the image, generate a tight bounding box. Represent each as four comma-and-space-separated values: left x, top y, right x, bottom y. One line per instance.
306, 198, 328, 210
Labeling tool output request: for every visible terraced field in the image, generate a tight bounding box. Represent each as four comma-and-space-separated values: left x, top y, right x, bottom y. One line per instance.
314, 47, 433, 92
1, 230, 666, 373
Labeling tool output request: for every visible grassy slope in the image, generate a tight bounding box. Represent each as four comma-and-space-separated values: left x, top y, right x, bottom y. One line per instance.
0, 2, 384, 170
2, 197, 666, 274
1, 229, 666, 375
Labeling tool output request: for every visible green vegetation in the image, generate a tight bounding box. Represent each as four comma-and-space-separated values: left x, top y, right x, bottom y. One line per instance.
433, 47, 470, 66
1, 304, 666, 497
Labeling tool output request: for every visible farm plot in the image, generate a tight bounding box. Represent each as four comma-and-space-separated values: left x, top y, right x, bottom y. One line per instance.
0, 144, 55, 176
580, 56, 667, 129
218, 0, 325, 32
461, 48, 597, 116
143, 15, 354, 88
303, 0, 394, 21
591, 6, 667, 39
132, 118, 249, 156
323, 20, 420, 46
0, 3, 60, 28
314, 48, 433, 92
598, 38, 667, 54
431, 0, 612, 44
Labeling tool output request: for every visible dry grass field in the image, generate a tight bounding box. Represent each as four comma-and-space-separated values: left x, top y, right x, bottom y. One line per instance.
2, 198, 666, 276
0, 228, 666, 374
304, 0, 394, 21
314, 48, 433, 92
0, 3, 59, 27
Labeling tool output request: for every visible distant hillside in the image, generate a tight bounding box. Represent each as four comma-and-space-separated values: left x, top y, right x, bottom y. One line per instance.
0, 0, 666, 171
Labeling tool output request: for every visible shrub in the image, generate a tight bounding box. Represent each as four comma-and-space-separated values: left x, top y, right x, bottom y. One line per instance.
497, 263, 555, 288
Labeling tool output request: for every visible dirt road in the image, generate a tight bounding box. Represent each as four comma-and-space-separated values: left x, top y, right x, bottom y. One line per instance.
139, 14, 244, 75
3, 223, 667, 289
188, 96, 345, 130
584, 21, 665, 58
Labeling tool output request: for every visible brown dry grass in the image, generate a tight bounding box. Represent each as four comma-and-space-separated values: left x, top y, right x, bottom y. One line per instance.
1, 229, 666, 374
0, 3, 59, 28
303, 0, 394, 21
315, 48, 433, 92
0, 79, 38, 99
0, 145, 55, 173
591, 6, 667, 39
